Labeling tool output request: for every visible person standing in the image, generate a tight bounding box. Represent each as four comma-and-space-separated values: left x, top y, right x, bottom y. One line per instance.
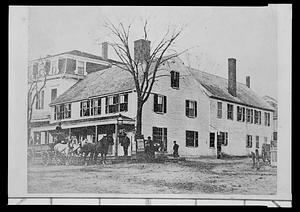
173, 141, 179, 158
255, 148, 260, 170
120, 133, 130, 156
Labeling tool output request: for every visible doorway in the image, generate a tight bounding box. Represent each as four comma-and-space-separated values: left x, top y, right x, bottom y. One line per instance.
217, 132, 224, 159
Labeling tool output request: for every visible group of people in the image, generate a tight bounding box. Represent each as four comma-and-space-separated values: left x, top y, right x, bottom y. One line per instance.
144, 136, 179, 159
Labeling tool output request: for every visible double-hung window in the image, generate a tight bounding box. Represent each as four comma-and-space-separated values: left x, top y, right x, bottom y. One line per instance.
264, 112, 270, 126
186, 130, 198, 147
152, 127, 167, 152
154, 94, 167, 113
77, 61, 84, 75
217, 102, 222, 118
246, 135, 252, 148
80, 100, 90, 117
106, 95, 119, 114
119, 93, 128, 112
227, 104, 234, 120
237, 106, 245, 122
92, 98, 101, 115
54, 103, 71, 120
256, 136, 260, 148
170, 70, 180, 89
185, 100, 197, 118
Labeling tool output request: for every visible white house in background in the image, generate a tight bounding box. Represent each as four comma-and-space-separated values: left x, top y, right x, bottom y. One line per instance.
28, 45, 116, 146
263, 95, 278, 145
46, 39, 274, 158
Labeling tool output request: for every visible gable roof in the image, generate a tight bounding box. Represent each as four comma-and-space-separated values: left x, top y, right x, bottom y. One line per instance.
51, 59, 274, 112
50, 66, 135, 105
188, 67, 274, 111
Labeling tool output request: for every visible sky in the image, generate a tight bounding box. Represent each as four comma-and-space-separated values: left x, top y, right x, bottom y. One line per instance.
28, 6, 278, 99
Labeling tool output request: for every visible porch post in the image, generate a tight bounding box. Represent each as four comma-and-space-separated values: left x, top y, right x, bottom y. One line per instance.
115, 123, 118, 156
95, 125, 98, 142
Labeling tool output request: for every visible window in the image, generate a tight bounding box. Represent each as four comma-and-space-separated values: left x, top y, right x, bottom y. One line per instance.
54, 103, 71, 120
246, 135, 252, 148
58, 58, 66, 74
250, 109, 254, 123
80, 100, 90, 117
33, 132, 41, 145
45, 60, 51, 75
273, 132, 277, 141
186, 130, 198, 147
246, 108, 251, 123
152, 127, 167, 152
256, 136, 259, 148
66, 58, 76, 74
51, 60, 58, 75
106, 95, 119, 114
63, 104, 71, 118
36, 90, 44, 110
264, 112, 270, 126
237, 106, 245, 122
154, 94, 167, 113
77, 61, 84, 75
210, 133, 215, 148
255, 110, 262, 124
105, 93, 129, 114
217, 102, 222, 118
185, 100, 197, 118
92, 98, 101, 115
227, 104, 234, 120
51, 88, 57, 102
120, 94, 128, 112
170, 70, 179, 89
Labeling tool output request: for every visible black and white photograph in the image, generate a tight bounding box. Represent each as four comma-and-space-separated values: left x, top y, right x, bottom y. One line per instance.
8, 5, 292, 206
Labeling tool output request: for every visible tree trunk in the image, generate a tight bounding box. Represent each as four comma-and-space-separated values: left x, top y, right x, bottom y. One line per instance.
136, 100, 143, 138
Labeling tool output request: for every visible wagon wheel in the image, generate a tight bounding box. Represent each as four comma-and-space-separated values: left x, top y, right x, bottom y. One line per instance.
41, 152, 49, 166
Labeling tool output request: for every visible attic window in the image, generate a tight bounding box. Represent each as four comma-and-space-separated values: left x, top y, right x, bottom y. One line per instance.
170, 71, 179, 89
77, 61, 84, 75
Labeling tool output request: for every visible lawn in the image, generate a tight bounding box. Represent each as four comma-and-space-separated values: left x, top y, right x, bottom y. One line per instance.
27, 157, 276, 195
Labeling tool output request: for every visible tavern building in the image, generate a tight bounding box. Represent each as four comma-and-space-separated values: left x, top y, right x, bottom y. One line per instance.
28, 39, 274, 158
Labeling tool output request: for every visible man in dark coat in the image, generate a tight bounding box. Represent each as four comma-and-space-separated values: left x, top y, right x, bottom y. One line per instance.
120, 133, 130, 156
173, 141, 179, 158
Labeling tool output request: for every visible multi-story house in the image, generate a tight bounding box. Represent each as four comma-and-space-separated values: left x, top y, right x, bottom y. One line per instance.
28, 46, 114, 146
45, 39, 274, 158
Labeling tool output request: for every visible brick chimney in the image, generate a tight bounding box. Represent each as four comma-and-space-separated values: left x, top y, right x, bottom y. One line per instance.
134, 39, 151, 62
246, 76, 250, 88
228, 58, 237, 97
102, 42, 108, 60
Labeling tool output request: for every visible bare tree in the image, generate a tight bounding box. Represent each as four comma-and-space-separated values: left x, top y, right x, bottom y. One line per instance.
104, 20, 184, 138
27, 59, 49, 144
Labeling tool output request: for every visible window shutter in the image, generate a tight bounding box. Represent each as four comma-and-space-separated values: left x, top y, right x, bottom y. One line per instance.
153, 94, 158, 112
176, 72, 180, 88
185, 100, 189, 117
195, 132, 198, 147
194, 101, 197, 117
163, 128, 167, 140
170, 71, 174, 87
163, 96, 167, 113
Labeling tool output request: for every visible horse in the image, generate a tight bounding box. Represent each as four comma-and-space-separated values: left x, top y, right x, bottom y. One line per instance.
95, 135, 114, 164
80, 139, 97, 165
53, 139, 72, 165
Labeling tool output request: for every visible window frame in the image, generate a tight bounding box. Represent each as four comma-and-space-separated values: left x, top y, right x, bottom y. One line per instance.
227, 104, 234, 120
217, 102, 222, 119
246, 135, 252, 148
185, 130, 198, 148
80, 100, 90, 117
154, 94, 167, 114
77, 60, 85, 75
152, 127, 168, 152
209, 132, 215, 148
170, 70, 180, 89
186, 100, 197, 118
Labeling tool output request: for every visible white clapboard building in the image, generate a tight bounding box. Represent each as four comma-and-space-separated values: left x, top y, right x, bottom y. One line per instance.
29, 39, 274, 158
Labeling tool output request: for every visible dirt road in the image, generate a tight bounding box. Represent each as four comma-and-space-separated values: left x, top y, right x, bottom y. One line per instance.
28, 157, 276, 195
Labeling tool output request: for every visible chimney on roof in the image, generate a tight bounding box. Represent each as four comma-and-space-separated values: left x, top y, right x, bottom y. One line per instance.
228, 58, 237, 97
246, 76, 250, 88
102, 42, 108, 60
134, 39, 151, 63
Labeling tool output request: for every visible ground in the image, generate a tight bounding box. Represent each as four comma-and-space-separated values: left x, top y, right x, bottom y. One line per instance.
27, 157, 276, 195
